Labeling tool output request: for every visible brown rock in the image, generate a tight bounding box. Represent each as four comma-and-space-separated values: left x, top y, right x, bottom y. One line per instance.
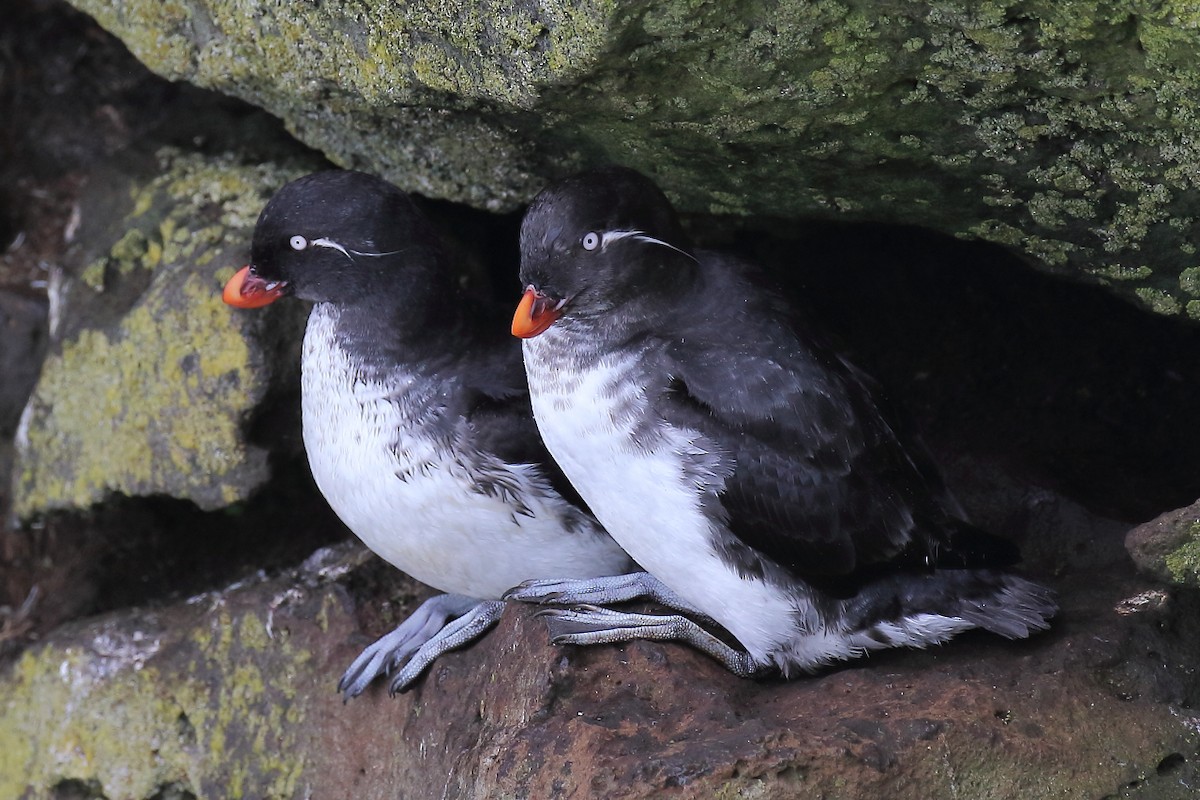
1, 540, 1196, 799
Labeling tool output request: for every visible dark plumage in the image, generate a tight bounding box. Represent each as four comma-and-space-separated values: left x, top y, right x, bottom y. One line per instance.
510, 166, 1055, 676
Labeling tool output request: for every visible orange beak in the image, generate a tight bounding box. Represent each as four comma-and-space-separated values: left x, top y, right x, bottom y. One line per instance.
512, 287, 564, 338
222, 266, 287, 309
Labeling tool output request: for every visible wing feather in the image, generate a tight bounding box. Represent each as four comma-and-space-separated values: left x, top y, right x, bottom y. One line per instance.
656, 254, 951, 582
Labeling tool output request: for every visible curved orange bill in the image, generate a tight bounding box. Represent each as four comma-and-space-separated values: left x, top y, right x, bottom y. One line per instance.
512, 287, 563, 338
222, 266, 287, 309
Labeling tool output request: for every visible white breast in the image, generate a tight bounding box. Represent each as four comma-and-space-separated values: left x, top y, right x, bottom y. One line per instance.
522, 333, 797, 661
301, 306, 629, 599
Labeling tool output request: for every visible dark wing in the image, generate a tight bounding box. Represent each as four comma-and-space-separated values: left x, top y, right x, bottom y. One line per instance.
442, 319, 597, 515
659, 254, 957, 585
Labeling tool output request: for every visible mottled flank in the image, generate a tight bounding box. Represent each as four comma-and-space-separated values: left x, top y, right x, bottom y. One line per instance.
12, 150, 308, 518
65, 0, 1200, 316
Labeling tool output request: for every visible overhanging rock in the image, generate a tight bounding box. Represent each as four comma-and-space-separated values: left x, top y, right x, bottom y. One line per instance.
67, 0, 1200, 318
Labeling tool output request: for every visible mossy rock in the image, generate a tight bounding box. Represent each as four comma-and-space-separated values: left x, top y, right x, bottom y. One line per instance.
0, 546, 349, 800
1126, 501, 1200, 587
66, 0, 1200, 318
12, 149, 310, 519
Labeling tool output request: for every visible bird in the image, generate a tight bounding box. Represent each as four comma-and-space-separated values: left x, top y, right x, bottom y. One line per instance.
508, 165, 1056, 678
221, 169, 642, 697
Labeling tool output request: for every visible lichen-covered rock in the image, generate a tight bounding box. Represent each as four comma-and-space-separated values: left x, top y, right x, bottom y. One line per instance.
64, 0, 1200, 318
1126, 501, 1200, 587
12, 149, 310, 519
0, 534, 1197, 800
0, 544, 356, 800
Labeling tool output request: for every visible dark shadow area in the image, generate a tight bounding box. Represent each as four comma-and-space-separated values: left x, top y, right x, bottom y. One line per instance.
87, 458, 347, 612
724, 221, 1200, 524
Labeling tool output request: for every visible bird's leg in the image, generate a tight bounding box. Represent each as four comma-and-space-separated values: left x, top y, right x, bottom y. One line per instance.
337, 593, 503, 700
506, 571, 710, 619
386, 599, 506, 694
537, 605, 764, 678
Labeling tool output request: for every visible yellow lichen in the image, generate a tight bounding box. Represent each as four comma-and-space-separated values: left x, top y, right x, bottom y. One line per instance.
0, 588, 316, 798
13, 150, 308, 518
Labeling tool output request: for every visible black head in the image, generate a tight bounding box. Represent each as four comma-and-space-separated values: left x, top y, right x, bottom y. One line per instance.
225, 170, 443, 309
513, 166, 696, 338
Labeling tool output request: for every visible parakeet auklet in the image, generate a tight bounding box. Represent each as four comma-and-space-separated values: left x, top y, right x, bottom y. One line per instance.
222, 170, 641, 696
509, 166, 1055, 677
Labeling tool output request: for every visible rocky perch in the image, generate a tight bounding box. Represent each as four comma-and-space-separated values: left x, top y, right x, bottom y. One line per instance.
1, 537, 1198, 800
4, 0, 1200, 797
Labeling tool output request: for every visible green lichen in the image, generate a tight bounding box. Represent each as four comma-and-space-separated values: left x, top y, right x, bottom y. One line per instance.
1134, 286, 1182, 315
188, 609, 309, 799
80, 258, 109, 292
13, 150, 306, 518
17, 276, 254, 514
0, 599, 311, 799
1164, 522, 1200, 586
64, 0, 1200, 315
1179, 266, 1200, 296
1092, 264, 1154, 282
57, 0, 641, 208
110, 228, 151, 268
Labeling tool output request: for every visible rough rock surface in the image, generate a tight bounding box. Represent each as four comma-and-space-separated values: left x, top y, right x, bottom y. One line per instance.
12, 150, 312, 519
65, 0, 1200, 319
1127, 501, 1200, 588
0, 516, 1197, 800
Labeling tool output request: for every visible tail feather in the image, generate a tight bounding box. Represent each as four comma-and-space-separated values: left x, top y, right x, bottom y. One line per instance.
841, 568, 1056, 640
770, 569, 1056, 675
951, 573, 1057, 639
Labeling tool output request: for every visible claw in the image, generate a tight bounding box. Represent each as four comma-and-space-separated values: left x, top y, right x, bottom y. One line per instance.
337, 594, 494, 700
384, 599, 506, 694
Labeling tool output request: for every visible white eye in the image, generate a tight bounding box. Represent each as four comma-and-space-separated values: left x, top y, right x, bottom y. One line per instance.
289, 235, 308, 251
581, 232, 600, 251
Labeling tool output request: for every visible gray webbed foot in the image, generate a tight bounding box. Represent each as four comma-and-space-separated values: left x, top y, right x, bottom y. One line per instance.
338, 594, 505, 700
506, 571, 710, 620
537, 604, 763, 678
386, 599, 506, 694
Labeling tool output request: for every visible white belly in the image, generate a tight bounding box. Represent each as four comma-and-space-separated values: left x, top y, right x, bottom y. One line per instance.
301, 308, 628, 599
522, 335, 796, 660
